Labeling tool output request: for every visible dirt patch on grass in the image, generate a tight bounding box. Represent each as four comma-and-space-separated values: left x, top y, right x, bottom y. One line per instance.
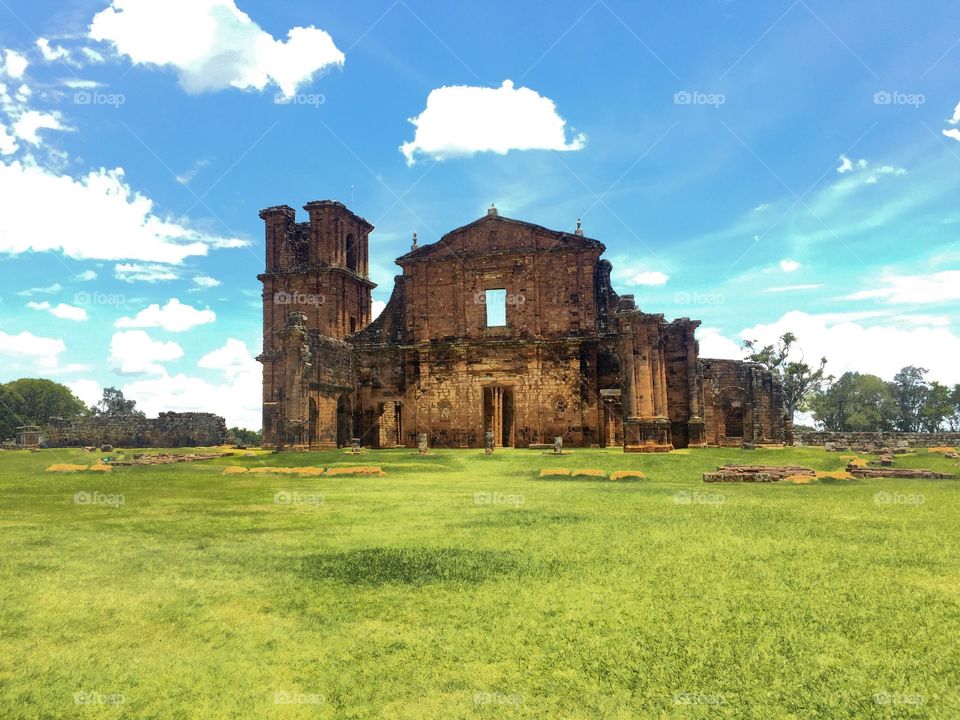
46, 464, 112, 472
610, 470, 646, 481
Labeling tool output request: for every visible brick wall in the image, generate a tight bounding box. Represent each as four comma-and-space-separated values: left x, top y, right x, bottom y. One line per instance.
47, 412, 227, 448
796, 431, 960, 448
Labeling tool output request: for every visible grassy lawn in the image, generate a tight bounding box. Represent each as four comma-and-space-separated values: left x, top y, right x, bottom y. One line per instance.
1, 445, 958, 719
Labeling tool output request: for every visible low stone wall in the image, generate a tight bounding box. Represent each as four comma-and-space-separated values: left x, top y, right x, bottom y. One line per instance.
795, 431, 960, 448
47, 412, 227, 448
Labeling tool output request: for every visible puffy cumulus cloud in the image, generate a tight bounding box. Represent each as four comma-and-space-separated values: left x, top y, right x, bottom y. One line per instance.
11, 110, 67, 145
123, 338, 261, 427
115, 298, 215, 332
192, 275, 221, 289
779, 259, 800, 272
400, 80, 585, 164
944, 100, 960, 142
26, 300, 89, 321
68, 378, 103, 407
109, 330, 183, 375
0, 329, 65, 370
74, 270, 97, 282
836, 154, 866, 173
89, 0, 344, 97
371, 299, 386, 320
611, 261, 669, 288
845, 270, 960, 305
36, 38, 70, 63
713, 310, 960, 386
0, 121, 16, 155
17, 283, 63, 296
1, 50, 28, 79
0, 161, 247, 263
696, 327, 745, 360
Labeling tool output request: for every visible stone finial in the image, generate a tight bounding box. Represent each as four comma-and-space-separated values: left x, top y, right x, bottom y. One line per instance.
575, 218, 583, 236
411, 231, 418, 250
487, 203, 499, 217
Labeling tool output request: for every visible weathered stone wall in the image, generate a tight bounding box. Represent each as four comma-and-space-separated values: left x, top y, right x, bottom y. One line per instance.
700, 359, 790, 446
47, 412, 227, 448
796, 431, 960, 448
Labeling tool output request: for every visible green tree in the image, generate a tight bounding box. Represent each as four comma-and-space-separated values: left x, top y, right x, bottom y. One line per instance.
0, 378, 87, 439
810, 372, 897, 431
228, 427, 262, 446
93, 387, 144, 417
892, 366, 930, 432
743, 332, 827, 421
919, 382, 954, 433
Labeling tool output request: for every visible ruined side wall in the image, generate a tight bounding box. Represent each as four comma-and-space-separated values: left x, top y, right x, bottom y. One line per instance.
48, 412, 227, 448
700, 359, 788, 445
796, 431, 960, 448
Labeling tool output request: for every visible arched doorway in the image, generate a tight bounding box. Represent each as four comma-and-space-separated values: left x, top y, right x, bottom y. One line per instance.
336, 393, 352, 448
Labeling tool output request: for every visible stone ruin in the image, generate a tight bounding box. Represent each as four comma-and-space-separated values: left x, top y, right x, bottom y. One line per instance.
45, 412, 227, 448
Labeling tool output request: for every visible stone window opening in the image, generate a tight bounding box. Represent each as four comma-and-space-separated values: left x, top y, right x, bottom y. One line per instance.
346, 233, 358, 272
484, 288, 507, 327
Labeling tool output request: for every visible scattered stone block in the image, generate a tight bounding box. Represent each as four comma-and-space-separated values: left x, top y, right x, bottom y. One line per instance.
704, 464, 815, 483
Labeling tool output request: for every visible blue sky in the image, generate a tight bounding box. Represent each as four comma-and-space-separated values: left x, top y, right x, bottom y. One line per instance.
1, 0, 959, 428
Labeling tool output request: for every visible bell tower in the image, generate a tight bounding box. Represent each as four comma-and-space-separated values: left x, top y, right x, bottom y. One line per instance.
257, 200, 375, 448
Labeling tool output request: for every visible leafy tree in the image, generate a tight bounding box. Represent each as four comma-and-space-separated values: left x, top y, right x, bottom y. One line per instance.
810, 372, 897, 431
93, 387, 144, 417
228, 427, 262, 446
743, 332, 827, 421
0, 378, 87, 439
891, 366, 930, 432
919, 382, 954, 433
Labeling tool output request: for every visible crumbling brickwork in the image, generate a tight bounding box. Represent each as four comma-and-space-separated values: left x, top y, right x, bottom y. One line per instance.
46, 412, 227, 448
259, 202, 789, 450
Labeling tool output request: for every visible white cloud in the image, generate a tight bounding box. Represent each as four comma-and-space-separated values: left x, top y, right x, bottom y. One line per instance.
1, 50, 28, 79
733, 310, 960, 386
36, 38, 70, 62
943, 128, 960, 143
62, 79, 104, 89
400, 80, 585, 164
115, 298, 215, 332
17, 283, 63, 296
123, 338, 262, 427
0, 160, 247, 263
697, 327, 745, 360
949, 100, 960, 125
836, 155, 854, 173
0, 329, 65, 370
629, 271, 669, 286
779, 259, 800, 272
68, 378, 102, 407
0, 121, 16, 155
26, 300, 89, 321
192, 275, 220, 289
763, 284, 823, 293
371, 299, 386, 320
114, 263, 180, 282
109, 330, 183, 375
74, 270, 97, 281
11, 110, 66, 145
89, 0, 344, 97
176, 158, 209, 185
844, 270, 960, 305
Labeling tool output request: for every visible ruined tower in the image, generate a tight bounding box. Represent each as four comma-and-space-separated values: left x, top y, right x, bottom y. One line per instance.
257, 201, 375, 448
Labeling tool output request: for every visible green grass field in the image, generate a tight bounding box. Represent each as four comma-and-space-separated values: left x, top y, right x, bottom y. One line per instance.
1, 445, 958, 719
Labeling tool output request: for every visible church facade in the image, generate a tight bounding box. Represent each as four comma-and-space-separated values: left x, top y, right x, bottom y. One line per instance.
257, 200, 790, 451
